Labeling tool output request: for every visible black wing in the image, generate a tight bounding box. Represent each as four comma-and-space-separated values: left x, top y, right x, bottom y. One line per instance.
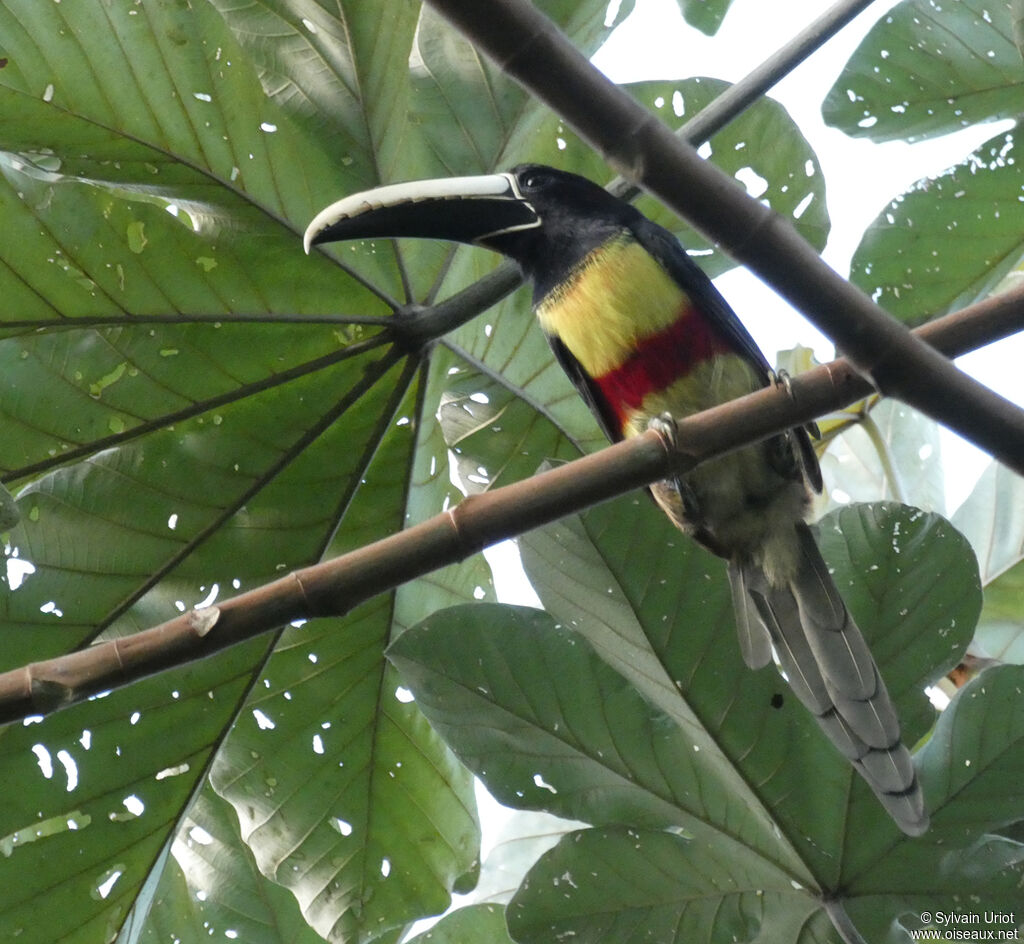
545, 332, 623, 445
629, 217, 774, 382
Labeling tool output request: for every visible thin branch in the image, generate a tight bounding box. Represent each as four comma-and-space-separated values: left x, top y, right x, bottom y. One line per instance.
1, 288, 1020, 725
424, 0, 1024, 475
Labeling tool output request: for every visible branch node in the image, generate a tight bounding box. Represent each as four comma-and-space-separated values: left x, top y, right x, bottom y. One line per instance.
444, 505, 465, 545
290, 570, 315, 615
31, 677, 74, 713
188, 605, 221, 638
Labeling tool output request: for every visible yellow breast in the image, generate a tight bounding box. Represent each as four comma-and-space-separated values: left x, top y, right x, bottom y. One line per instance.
534, 235, 688, 377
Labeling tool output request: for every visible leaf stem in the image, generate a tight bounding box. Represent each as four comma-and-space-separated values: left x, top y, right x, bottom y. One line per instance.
860, 412, 907, 504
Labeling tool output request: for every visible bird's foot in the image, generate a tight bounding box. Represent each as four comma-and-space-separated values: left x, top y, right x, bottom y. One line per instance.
771, 368, 795, 399
647, 413, 702, 520
647, 411, 678, 449
772, 370, 820, 439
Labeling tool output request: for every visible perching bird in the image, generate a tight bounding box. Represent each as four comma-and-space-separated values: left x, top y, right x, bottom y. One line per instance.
304, 163, 928, 836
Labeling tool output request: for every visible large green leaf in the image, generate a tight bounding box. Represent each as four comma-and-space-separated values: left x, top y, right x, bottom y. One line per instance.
826, 1, 1024, 321
521, 500, 979, 866
953, 462, 1024, 664
1, 0, 678, 939
823, 0, 1024, 143
848, 127, 1024, 321
508, 826, 830, 944
0, 638, 265, 943
627, 77, 829, 278
404, 903, 515, 944
847, 665, 1024, 942
387, 497, 995, 941
389, 597, 1024, 941
139, 787, 327, 944
674, 0, 736, 36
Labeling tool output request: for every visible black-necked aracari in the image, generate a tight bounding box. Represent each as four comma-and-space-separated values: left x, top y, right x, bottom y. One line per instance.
304, 164, 928, 836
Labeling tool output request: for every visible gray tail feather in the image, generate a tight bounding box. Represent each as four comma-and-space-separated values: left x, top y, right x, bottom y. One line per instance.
727, 522, 928, 836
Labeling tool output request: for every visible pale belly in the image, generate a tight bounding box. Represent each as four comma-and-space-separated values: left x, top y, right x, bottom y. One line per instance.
620, 355, 809, 579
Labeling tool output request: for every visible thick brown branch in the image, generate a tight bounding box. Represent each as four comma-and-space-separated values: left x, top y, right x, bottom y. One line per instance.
424, 0, 1024, 475
1, 288, 1021, 725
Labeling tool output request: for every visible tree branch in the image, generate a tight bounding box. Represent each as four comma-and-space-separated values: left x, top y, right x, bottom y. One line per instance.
1, 286, 1021, 725
423, 0, 1024, 475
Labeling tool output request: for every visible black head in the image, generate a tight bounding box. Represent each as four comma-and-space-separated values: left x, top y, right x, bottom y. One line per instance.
488, 164, 639, 292
304, 164, 639, 296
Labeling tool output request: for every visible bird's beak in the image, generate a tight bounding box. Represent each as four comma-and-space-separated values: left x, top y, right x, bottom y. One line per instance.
303, 173, 541, 254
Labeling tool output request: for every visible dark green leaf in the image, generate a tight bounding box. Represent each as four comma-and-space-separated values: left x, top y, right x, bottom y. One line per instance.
849, 128, 1024, 321
138, 788, 326, 944
674, 0, 735, 36
508, 826, 832, 944
823, 0, 1024, 142
953, 462, 1024, 663
540, 76, 829, 278
844, 667, 1024, 941
388, 604, 735, 838
630, 78, 829, 272
0, 639, 266, 943
521, 499, 978, 869
920, 665, 1024, 841
205, 378, 482, 944
391, 499, 986, 940
404, 903, 515, 944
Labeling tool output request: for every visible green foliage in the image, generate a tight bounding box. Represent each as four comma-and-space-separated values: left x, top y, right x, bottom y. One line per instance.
404, 903, 515, 944
674, 0, 736, 36
628, 76, 829, 277
0, 1, 1020, 943
390, 503, 1024, 942
823, 0, 1023, 144
953, 464, 1024, 662
825, 0, 1024, 320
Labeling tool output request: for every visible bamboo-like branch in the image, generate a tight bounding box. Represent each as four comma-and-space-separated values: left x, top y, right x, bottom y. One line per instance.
1, 286, 1021, 726
424, 0, 1024, 475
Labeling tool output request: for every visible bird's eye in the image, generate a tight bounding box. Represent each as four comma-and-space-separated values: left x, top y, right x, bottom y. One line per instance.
520, 171, 546, 190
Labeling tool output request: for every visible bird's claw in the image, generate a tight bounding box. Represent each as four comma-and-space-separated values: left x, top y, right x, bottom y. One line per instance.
647, 412, 678, 450
772, 369, 796, 400
772, 369, 821, 440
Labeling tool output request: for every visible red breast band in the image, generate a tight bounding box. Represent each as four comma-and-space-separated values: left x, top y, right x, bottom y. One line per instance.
594, 305, 732, 429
